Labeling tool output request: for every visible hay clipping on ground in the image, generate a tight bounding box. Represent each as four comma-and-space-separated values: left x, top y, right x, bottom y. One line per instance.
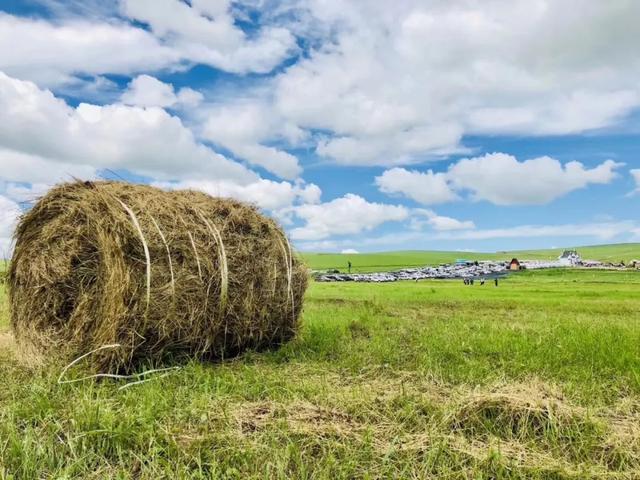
9, 181, 307, 371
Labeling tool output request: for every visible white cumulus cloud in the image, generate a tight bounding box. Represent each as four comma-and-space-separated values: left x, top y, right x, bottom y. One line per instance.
265, 0, 640, 166
0, 1, 297, 89
6, 1, 638, 173
0, 72, 254, 184
375, 168, 458, 205
0, 12, 179, 87
447, 153, 622, 205
0, 149, 98, 185
410, 209, 475, 231
309, 220, 639, 252
153, 178, 321, 211
0, 195, 20, 256
200, 99, 305, 179
289, 194, 409, 240
120, 0, 297, 74
376, 153, 622, 206
434, 221, 637, 241
121, 75, 203, 108
629, 169, 640, 196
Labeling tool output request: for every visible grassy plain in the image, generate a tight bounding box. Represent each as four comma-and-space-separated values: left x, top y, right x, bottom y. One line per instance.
1, 268, 639, 478
302, 243, 640, 273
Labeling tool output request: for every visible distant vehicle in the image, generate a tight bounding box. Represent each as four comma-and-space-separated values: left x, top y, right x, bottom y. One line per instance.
455, 259, 474, 266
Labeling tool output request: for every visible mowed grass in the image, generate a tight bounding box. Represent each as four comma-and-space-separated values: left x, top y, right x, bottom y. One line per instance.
1, 269, 640, 478
302, 243, 640, 272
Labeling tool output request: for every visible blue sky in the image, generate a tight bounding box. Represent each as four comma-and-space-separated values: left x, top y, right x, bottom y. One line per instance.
0, 0, 638, 255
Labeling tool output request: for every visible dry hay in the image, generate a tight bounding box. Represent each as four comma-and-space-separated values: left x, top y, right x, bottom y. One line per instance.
445, 381, 640, 473
447, 381, 585, 440
235, 401, 360, 438
0, 331, 15, 357
8, 181, 307, 371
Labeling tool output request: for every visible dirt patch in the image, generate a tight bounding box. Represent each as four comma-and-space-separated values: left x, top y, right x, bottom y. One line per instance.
348, 320, 371, 339
235, 400, 362, 438
309, 298, 348, 305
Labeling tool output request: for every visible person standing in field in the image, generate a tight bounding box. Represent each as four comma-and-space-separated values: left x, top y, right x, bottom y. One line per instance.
348, 261, 352, 274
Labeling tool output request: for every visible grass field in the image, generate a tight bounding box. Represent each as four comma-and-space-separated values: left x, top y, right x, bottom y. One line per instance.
1, 268, 640, 478
302, 243, 640, 273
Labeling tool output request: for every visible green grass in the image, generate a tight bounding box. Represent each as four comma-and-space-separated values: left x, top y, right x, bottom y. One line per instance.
1, 269, 640, 478
302, 243, 640, 272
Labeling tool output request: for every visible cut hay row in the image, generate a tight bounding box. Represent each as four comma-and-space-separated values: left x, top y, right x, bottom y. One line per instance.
8, 181, 308, 371
228, 378, 640, 476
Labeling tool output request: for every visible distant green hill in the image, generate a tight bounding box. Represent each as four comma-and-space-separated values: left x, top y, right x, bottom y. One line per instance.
301, 243, 640, 273
2, 244, 638, 275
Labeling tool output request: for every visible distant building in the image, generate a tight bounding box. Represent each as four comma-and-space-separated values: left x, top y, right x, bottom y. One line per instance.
558, 250, 581, 266
509, 258, 521, 271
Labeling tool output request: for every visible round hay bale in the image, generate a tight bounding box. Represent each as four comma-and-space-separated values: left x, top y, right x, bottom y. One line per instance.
8, 181, 307, 371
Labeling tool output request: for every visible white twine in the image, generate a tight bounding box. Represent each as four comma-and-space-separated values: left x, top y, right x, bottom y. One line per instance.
57, 343, 180, 389
197, 212, 228, 313
149, 215, 175, 296
285, 234, 295, 322
116, 198, 151, 311
180, 216, 203, 282
187, 230, 203, 281
116, 371, 176, 391
272, 264, 278, 297
277, 234, 295, 323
